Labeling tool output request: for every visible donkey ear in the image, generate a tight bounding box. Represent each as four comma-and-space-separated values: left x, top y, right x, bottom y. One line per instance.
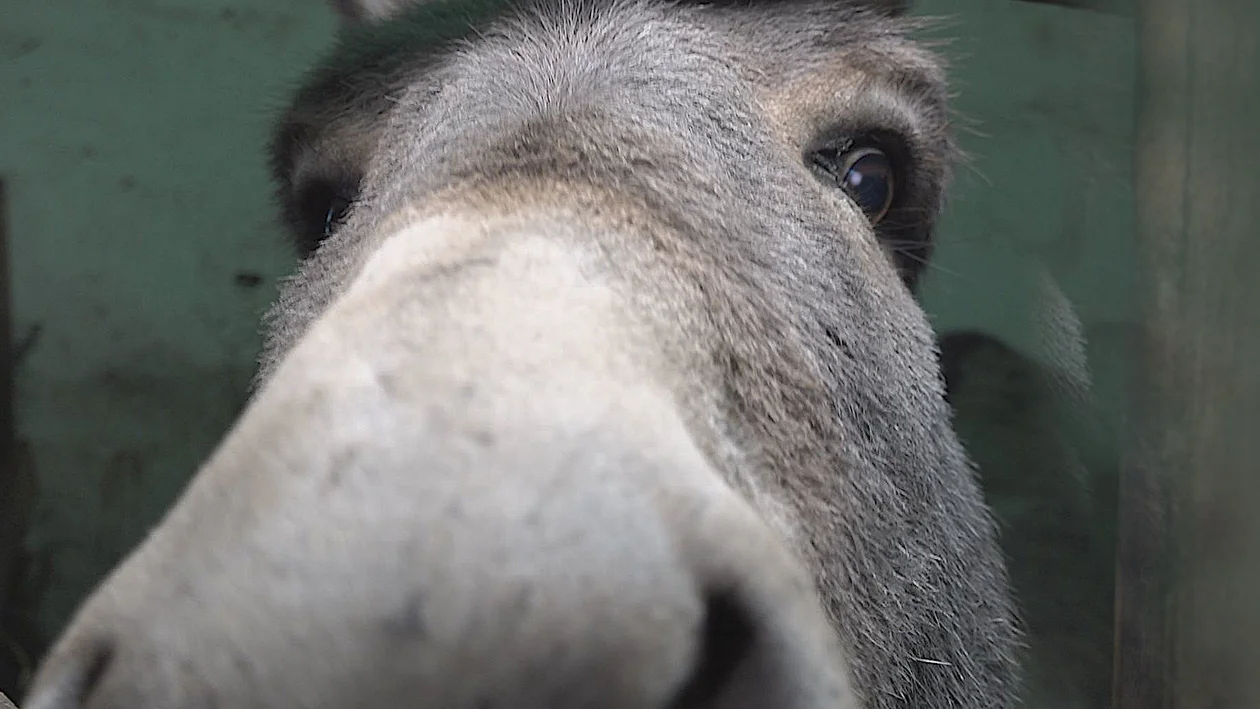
329, 0, 421, 23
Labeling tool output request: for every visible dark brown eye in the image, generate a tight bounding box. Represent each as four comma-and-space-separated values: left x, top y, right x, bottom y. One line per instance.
838, 147, 894, 224
323, 194, 353, 237
808, 144, 896, 225
291, 176, 360, 257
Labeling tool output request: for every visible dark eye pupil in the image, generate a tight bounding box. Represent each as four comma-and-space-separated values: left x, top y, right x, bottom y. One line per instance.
841, 149, 894, 223
324, 196, 352, 237
807, 144, 896, 225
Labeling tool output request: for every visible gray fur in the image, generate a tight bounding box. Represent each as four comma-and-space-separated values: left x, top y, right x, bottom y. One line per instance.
23, 1, 1020, 708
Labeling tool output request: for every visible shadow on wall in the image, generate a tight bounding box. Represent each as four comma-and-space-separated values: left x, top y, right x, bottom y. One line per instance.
914, 0, 1135, 706
941, 327, 1126, 709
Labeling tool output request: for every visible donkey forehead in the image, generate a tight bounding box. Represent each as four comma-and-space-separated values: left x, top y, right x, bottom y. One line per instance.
271, 0, 944, 187
259, 0, 951, 384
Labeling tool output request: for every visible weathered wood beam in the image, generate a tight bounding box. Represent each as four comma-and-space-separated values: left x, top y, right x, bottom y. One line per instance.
1115, 0, 1260, 707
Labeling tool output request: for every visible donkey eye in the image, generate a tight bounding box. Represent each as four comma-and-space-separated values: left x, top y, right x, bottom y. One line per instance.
808, 144, 896, 225
323, 194, 353, 237
838, 148, 894, 223
291, 176, 361, 256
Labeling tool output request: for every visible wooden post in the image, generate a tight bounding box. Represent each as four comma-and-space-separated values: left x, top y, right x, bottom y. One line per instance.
1115, 0, 1260, 707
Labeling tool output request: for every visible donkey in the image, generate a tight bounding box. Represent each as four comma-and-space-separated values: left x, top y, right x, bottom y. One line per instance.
23, 0, 1021, 707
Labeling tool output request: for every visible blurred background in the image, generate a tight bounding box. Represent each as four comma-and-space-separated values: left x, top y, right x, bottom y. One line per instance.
0, 0, 1256, 706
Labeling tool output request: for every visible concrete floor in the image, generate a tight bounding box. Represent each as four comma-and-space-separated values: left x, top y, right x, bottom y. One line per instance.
0, 0, 1135, 704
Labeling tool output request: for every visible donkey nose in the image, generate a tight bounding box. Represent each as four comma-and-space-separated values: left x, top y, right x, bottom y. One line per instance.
23, 468, 856, 709
24, 220, 856, 709
20, 638, 111, 709
26, 553, 855, 709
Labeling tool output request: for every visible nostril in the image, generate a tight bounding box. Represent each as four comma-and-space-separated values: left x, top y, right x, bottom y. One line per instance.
78, 641, 114, 704
24, 639, 114, 709
666, 590, 756, 709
